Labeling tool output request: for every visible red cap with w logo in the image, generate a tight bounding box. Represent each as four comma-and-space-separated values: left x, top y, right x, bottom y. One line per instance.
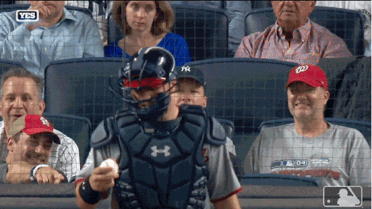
285, 64, 328, 91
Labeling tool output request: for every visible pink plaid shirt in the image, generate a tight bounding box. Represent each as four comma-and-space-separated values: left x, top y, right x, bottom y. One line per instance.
234, 19, 352, 65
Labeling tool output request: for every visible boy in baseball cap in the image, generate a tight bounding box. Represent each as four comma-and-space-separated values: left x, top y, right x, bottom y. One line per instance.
176, 64, 243, 179
6, 114, 65, 183
176, 65, 207, 107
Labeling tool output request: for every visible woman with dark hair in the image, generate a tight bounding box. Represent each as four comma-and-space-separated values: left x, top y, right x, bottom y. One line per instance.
105, 1, 191, 66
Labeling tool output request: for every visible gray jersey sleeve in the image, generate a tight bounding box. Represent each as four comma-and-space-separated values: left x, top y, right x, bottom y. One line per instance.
75, 148, 95, 181
203, 142, 241, 202
226, 137, 236, 156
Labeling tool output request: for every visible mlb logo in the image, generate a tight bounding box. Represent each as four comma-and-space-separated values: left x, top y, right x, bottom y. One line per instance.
323, 186, 362, 207
16, 10, 39, 22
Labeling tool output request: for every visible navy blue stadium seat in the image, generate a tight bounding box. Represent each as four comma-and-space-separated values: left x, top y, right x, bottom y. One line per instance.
0, 59, 23, 75
0, 4, 93, 17
241, 174, 322, 186
43, 113, 92, 167
259, 118, 371, 147
318, 56, 371, 122
107, 4, 228, 61
251, 1, 272, 10
44, 58, 124, 130
187, 58, 298, 164
0, 1, 14, 6
245, 7, 365, 56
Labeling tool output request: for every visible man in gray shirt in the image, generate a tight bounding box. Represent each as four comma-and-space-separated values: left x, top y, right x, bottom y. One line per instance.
244, 64, 371, 186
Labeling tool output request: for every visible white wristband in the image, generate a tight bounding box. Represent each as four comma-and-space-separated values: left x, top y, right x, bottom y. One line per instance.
30, 164, 49, 181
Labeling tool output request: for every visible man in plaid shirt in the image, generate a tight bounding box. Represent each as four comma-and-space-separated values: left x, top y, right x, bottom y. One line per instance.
235, 1, 352, 65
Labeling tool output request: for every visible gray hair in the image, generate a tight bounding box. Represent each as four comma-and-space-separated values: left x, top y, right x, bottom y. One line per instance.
0, 67, 44, 101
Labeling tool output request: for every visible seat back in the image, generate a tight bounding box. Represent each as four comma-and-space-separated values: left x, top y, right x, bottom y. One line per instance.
260, 118, 371, 147
251, 1, 272, 9
0, 59, 23, 75
107, 4, 228, 61
0, 4, 92, 17
318, 56, 371, 122
245, 7, 365, 55
187, 58, 298, 163
43, 113, 92, 167
44, 58, 124, 129
241, 174, 322, 186
188, 58, 297, 132
0, 1, 14, 6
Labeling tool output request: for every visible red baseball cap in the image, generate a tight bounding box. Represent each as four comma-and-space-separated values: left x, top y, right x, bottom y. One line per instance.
285, 64, 328, 91
9, 114, 60, 144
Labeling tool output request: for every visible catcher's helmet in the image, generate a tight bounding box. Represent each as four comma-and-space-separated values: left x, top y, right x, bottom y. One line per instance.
117, 47, 176, 120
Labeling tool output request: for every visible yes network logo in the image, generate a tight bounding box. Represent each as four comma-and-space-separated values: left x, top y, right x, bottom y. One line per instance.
16, 10, 39, 22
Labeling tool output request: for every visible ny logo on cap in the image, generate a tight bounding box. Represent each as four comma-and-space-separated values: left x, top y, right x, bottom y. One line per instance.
295, 65, 309, 74
181, 66, 191, 72
151, 145, 171, 157
40, 117, 50, 126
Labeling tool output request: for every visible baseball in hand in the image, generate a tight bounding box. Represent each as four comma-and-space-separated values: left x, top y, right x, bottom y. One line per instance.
99, 158, 119, 173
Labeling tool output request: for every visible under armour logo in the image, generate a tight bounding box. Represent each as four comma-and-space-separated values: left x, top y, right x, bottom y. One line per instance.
295, 65, 309, 74
40, 117, 50, 126
151, 145, 171, 157
181, 66, 191, 72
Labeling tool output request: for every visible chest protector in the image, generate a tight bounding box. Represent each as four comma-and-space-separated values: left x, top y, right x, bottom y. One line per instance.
112, 105, 210, 209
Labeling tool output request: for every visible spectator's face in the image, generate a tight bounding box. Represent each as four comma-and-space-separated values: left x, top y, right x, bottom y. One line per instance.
7, 132, 52, 165
287, 82, 329, 121
177, 78, 207, 108
271, 1, 315, 31
29, 1, 65, 19
126, 1, 157, 33
0, 77, 45, 134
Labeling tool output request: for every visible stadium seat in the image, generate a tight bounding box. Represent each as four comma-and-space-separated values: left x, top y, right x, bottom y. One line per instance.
43, 113, 92, 167
259, 118, 371, 147
318, 56, 371, 122
0, 59, 23, 75
187, 58, 298, 164
251, 0, 272, 9
241, 174, 322, 186
107, 4, 228, 61
44, 58, 124, 130
245, 6, 365, 56
0, 4, 93, 17
0, 1, 14, 6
